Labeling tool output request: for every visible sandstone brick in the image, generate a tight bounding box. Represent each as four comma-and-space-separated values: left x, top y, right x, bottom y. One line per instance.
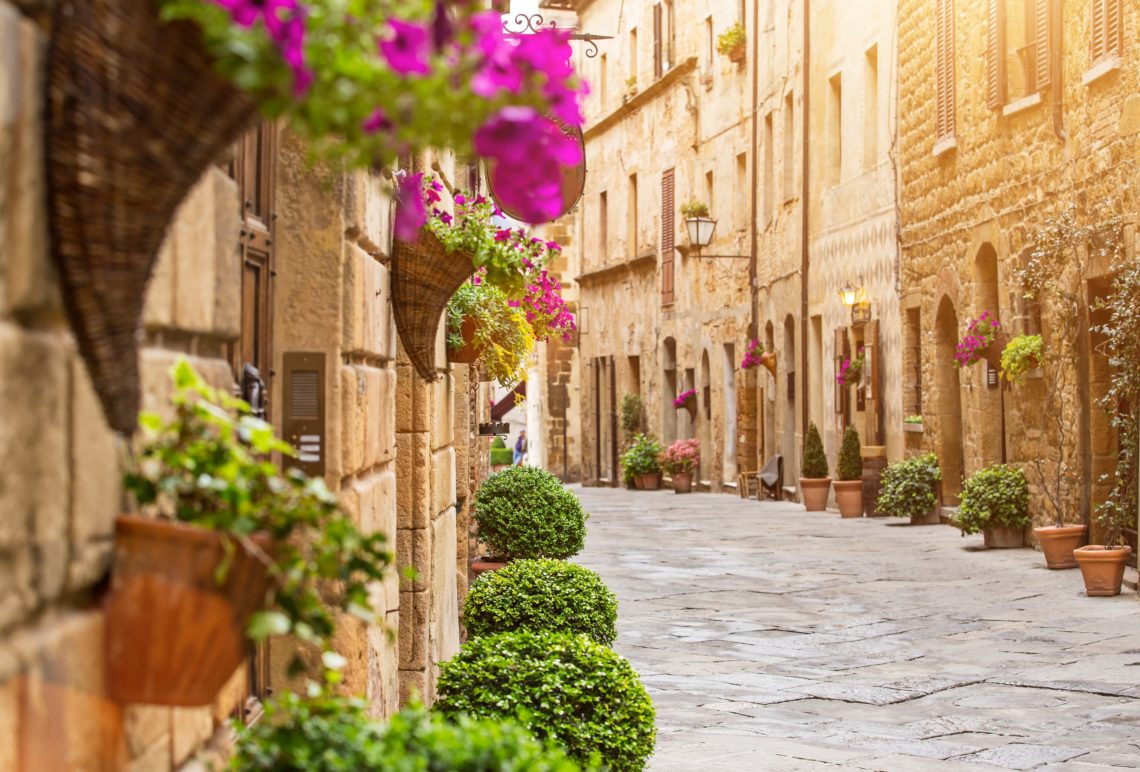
377, 367, 397, 464
168, 172, 219, 333
397, 432, 432, 530
398, 527, 429, 594
429, 508, 460, 669
340, 365, 366, 475
398, 669, 428, 707
368, 618, 399, 718
362, 365, 383, 469
127, 737, 172, 772
170, 707, 213, 768
144, 239, 176, 328
139, 349, 234, 420
431, 374, 454, 450
397, 590, 428, 670
431, 447, 456, 518
397, 363, 430, 433
123, 704, 171, 760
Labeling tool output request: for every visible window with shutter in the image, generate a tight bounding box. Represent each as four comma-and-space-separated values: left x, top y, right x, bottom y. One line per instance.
935, 0, 955, 140
986, 0, 1005, 109
653, 4, 663, 79
1033, 0, 1051, 90
1091, 0, 1122, 63
661, 169, 675, 305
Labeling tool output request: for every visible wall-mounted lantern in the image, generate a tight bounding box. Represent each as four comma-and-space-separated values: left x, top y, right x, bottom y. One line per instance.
685, 215, 717, 248
839, 279, 871, 327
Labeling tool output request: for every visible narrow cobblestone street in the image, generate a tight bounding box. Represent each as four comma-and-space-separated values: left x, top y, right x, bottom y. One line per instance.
574, 486, 1140, 771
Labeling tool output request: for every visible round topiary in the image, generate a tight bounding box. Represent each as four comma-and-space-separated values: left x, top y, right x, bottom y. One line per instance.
435, 630, 656, 771
465, 559, 618, 645
802, 422, 829, 479
955, 464, 1030, 535
836, 424, 863, 481
473, 466, 587, 559
877, 453, 941, 519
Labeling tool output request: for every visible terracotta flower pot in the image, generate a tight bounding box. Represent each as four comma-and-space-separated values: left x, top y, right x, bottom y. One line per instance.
1074, 545, 1132, 596
673, 472, 693, 493
639, 473, 661, 490
1034, 524, 1088, 569
984, 525, 1025, 548
631, 474, 645, 490
471, 556, 508, 579
799, 477, 831, 512
834, 480, 864, 518
105, 516, 273, 706
728, 43, 746, 64
760, 352, 777, 377
448, 316, 482, 364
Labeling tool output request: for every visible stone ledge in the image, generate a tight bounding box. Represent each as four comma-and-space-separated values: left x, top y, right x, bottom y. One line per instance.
1082, 56, 1121, 87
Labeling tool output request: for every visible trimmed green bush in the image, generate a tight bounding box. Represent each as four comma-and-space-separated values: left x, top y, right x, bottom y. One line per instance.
802, 422, 829, 479
435, 631, 656, 771
473, 466, 587, 559
465, 559, 617, 645
955, 464, 1030, 535
836, 425, 862, 481
877, 453, 941, 519
620, 393, 643, 434
489, 437, 513, 466
621, 433, 662, 477
232, 691, 585, 770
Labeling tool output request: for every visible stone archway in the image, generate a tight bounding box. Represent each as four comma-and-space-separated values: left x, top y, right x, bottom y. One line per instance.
935, 296, 965, 504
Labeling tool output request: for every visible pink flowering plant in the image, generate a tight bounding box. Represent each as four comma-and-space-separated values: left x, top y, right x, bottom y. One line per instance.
835, 347, 865, 385
662, 439, 700, 475
673, 389, 697, 409
516, 269, 577, 343
164, 0, 587, 223
954, 311, 999, 368
740, 339, 771, 370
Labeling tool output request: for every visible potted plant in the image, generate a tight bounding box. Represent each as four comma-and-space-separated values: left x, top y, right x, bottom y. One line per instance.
716, 21, 747, 64
877, 453, 942, 525
903, 415, 924, 433
673, 388, 698, 421
446, 280, 536, 388
621, 433, 664, 490
663, 439, 700, 493
953, 465, 1030, 548
489, 437, 513, 471
464, 559, 618, 645
834, 425, 864, 517
625, 75, 639, 98
999, 334, 1044, 384
680, 201, 710, 219
1015, 204, 1120, 568
436, 630, 656, 770
470, 466, 588, 576
113, 362, 392, 705
953, 311, 1001, 369
799, 422, 831, 511
836, 347, 865, 387
741, 338, 776, 377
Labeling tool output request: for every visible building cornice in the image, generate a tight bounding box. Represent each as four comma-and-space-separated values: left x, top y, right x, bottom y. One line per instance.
584, 57, 698, 141
574, 254, 657, 284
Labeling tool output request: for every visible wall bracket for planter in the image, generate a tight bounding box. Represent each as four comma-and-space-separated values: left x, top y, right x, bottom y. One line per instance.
478, 421, 510, 436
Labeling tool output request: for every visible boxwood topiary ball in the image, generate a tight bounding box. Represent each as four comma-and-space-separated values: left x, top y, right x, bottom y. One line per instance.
465, 559, 618, 645
473, 466, 587, 559
435, 630, 656, 771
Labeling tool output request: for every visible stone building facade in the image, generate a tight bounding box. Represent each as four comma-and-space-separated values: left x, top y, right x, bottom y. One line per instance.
0, 3, 482, 768
898, 0, 1139, 545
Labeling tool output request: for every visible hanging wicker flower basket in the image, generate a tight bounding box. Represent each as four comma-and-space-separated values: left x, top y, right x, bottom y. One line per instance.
391, 229, 475, 380
46, 0, 258, 435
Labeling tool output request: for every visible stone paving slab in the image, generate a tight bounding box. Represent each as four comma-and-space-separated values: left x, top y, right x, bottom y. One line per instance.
572, 486, 1140, 770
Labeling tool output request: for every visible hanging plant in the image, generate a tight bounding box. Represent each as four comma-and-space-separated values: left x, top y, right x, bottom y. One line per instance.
953, 311, 1000, 368
680, 200, 710, 218
1000, 334, 1044, 384
446, 280, 535, 387
716, 22, 746, 63
673, 389, 697, 409
836, 347, 865, 385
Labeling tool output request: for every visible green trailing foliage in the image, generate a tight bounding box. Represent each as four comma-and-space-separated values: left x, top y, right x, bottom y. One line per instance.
620, 393, 644, 435
715, 21, 746, 56
801, 422, 829, 479
877, 453, 941, 520
232, 689, 585, 771
621, 434, 663, 477
435, 630, 656, 771
465, 559, 617, 645
1000, 334, 1044, 384
954, 464, 1030, 536
473, 466, 587, 559
836, 425, 863, 482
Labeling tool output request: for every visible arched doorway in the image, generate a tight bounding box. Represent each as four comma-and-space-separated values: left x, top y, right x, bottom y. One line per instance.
783, 315, 798, 484
935, 296, 965, 504
699, 349, 712, 482
662, 337, 677, 444
974, 243, 1003, 466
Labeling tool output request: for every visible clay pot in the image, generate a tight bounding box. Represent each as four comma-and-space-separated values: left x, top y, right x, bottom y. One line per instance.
448, 316, 482, 364
800, 477, 831, 511
834, 480, 864, 518
760, 352, 777, 377
1074, 545, 1132, 596
984, 525, 1025, 549
911, 507, 941, 525
639, 473, 661, 490
105, 516, 273, 706
631, 474, 645, 490
727, 43, 746, 64
673, 472, 693, 493
1034, 524, 1088, 569
471, 556, 508, 579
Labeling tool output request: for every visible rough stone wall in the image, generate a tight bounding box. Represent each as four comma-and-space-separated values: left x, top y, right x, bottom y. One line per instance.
898, 0, 1140, 527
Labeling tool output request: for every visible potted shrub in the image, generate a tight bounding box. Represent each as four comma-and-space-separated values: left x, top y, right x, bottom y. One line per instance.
435, 630, 656, 770
233, 691, 581, 770
621, 433, 664, 490
114, 362, 391, 705
953, 465, 1030, 548
953, 311, 1001, 369
999, 334, 1044, 384
877, 453, 942, 525
470, 466, 588, 576
489, 437, 513, 471
716, 21, 747, 64
465, 559, 618, 645
834, 425, 864, 517
799, 422, 831, 511
663, 439, 700, 493
740, 338, 776, 377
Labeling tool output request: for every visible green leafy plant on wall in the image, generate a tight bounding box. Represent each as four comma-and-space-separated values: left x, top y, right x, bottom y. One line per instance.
621, 393, 644, 435
836, 425, 863, 482
716, 21, 746, 58
1000, 334, 1043, 384
954, 464, 1031, 536
801, 422, 829, 479
903, 415, 924, 424
680, 200, 709, 218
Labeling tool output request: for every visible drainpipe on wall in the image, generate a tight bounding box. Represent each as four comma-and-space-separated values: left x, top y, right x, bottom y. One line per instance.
800, 0, 810, 443
748, 0, 759, 342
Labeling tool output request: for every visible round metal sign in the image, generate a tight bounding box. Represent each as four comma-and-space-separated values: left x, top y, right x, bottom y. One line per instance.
486, 122, 586, 225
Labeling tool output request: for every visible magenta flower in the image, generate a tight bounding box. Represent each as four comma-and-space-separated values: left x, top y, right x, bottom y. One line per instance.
394, 173, 426, 241
380, 20, 432, 75
430, 0, 454, 51
363, 107, 393, 134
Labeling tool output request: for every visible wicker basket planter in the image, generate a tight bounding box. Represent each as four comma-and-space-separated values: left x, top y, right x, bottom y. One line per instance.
46, 0, 258, 435
391, 230, 475, 380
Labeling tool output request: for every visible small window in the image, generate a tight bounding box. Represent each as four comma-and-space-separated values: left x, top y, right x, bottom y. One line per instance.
782, 92, 794, 200
1090, 0, 1123, 65
827, 73, 842, 187
864, 45, 879, 169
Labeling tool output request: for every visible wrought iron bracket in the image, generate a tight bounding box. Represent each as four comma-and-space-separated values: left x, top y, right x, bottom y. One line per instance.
503, 13, 613, 58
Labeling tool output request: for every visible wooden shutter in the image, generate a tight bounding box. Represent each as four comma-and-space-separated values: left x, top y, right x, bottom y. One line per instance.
1032, 0, 1051, 91
1092, 0, 1122, 62
986, 0, 1006, 109
935, 0, 955, 139
653, 4, 663, 79
661, 169, 675, 305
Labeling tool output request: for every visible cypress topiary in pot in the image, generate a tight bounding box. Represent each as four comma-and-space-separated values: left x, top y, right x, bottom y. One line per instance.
834, 425, 864, 517
471, 466, 588, 576
954, 464, 1029, 547
799, 422, 831, 511
435, 630, 656, 770
465, 559, 618, 645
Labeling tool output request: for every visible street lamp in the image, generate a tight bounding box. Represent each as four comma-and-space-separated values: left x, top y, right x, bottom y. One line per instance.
685, 216, 717, 248
838, 281, 859, 307
839, 279, 871, 327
